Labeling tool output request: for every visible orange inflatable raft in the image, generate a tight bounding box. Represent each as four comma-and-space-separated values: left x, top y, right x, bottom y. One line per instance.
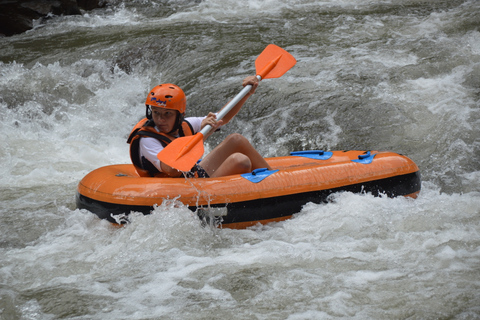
76, 150, 421, 228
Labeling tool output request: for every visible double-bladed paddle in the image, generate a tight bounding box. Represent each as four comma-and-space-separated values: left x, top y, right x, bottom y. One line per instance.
157, 44, 296, 172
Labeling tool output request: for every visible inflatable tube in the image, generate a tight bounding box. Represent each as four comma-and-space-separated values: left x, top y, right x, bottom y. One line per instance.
76, 150, 421, 228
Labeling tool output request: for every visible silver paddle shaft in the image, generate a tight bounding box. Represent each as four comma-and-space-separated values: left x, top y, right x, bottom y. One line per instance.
199, 75, 262, 136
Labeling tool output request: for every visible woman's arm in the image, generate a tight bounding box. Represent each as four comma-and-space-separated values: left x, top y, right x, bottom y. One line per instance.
140, 137, 183, 177
160, 161, 183, 177
219, 75, 259, 125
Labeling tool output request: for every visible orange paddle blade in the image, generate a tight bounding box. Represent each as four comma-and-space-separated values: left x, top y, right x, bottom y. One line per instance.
255, 44, 297, 79
157, 133, 205, 172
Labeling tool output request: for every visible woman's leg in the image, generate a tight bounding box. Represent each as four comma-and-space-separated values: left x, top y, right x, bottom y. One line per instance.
205, 152, 251, 177
199, 133, 271, 177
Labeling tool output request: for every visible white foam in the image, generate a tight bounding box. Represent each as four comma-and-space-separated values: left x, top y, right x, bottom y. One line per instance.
1, 0, 480, 318
0, 60, 148, 187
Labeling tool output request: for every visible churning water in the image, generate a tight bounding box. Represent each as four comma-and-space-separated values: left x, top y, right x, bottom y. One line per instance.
1, 0, 479, 318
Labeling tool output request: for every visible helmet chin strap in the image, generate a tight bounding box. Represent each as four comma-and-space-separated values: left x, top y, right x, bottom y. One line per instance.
146, 105, 152, 119
168, 111, 184, 134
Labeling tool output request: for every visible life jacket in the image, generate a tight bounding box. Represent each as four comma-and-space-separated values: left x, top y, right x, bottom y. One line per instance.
127, 118, 195, 177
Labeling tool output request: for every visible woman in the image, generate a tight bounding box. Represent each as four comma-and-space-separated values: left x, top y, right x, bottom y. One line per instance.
127, 75, 272, 178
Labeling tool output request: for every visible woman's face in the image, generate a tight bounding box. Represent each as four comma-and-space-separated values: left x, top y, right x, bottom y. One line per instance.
151, 107, 177, 133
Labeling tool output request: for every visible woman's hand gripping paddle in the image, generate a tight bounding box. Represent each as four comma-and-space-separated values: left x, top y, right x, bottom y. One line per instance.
157, 44, 296, 172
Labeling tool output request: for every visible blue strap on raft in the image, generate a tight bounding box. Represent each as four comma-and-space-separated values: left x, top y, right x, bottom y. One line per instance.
241, 168, 279, 183
351, 151, 376, 164
290, 150, 333, 160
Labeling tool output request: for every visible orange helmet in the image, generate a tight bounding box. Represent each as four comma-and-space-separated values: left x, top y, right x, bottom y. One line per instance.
145, 84, 186, 113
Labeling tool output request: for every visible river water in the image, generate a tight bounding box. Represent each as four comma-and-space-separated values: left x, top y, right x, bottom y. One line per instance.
1, 0, 479, 319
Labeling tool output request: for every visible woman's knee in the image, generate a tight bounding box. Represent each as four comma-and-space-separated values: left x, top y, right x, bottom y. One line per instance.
229, 152, 252, 171
224, 133, 249, 145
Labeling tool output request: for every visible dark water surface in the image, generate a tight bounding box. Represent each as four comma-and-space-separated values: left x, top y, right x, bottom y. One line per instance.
1, 0, 479, 318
